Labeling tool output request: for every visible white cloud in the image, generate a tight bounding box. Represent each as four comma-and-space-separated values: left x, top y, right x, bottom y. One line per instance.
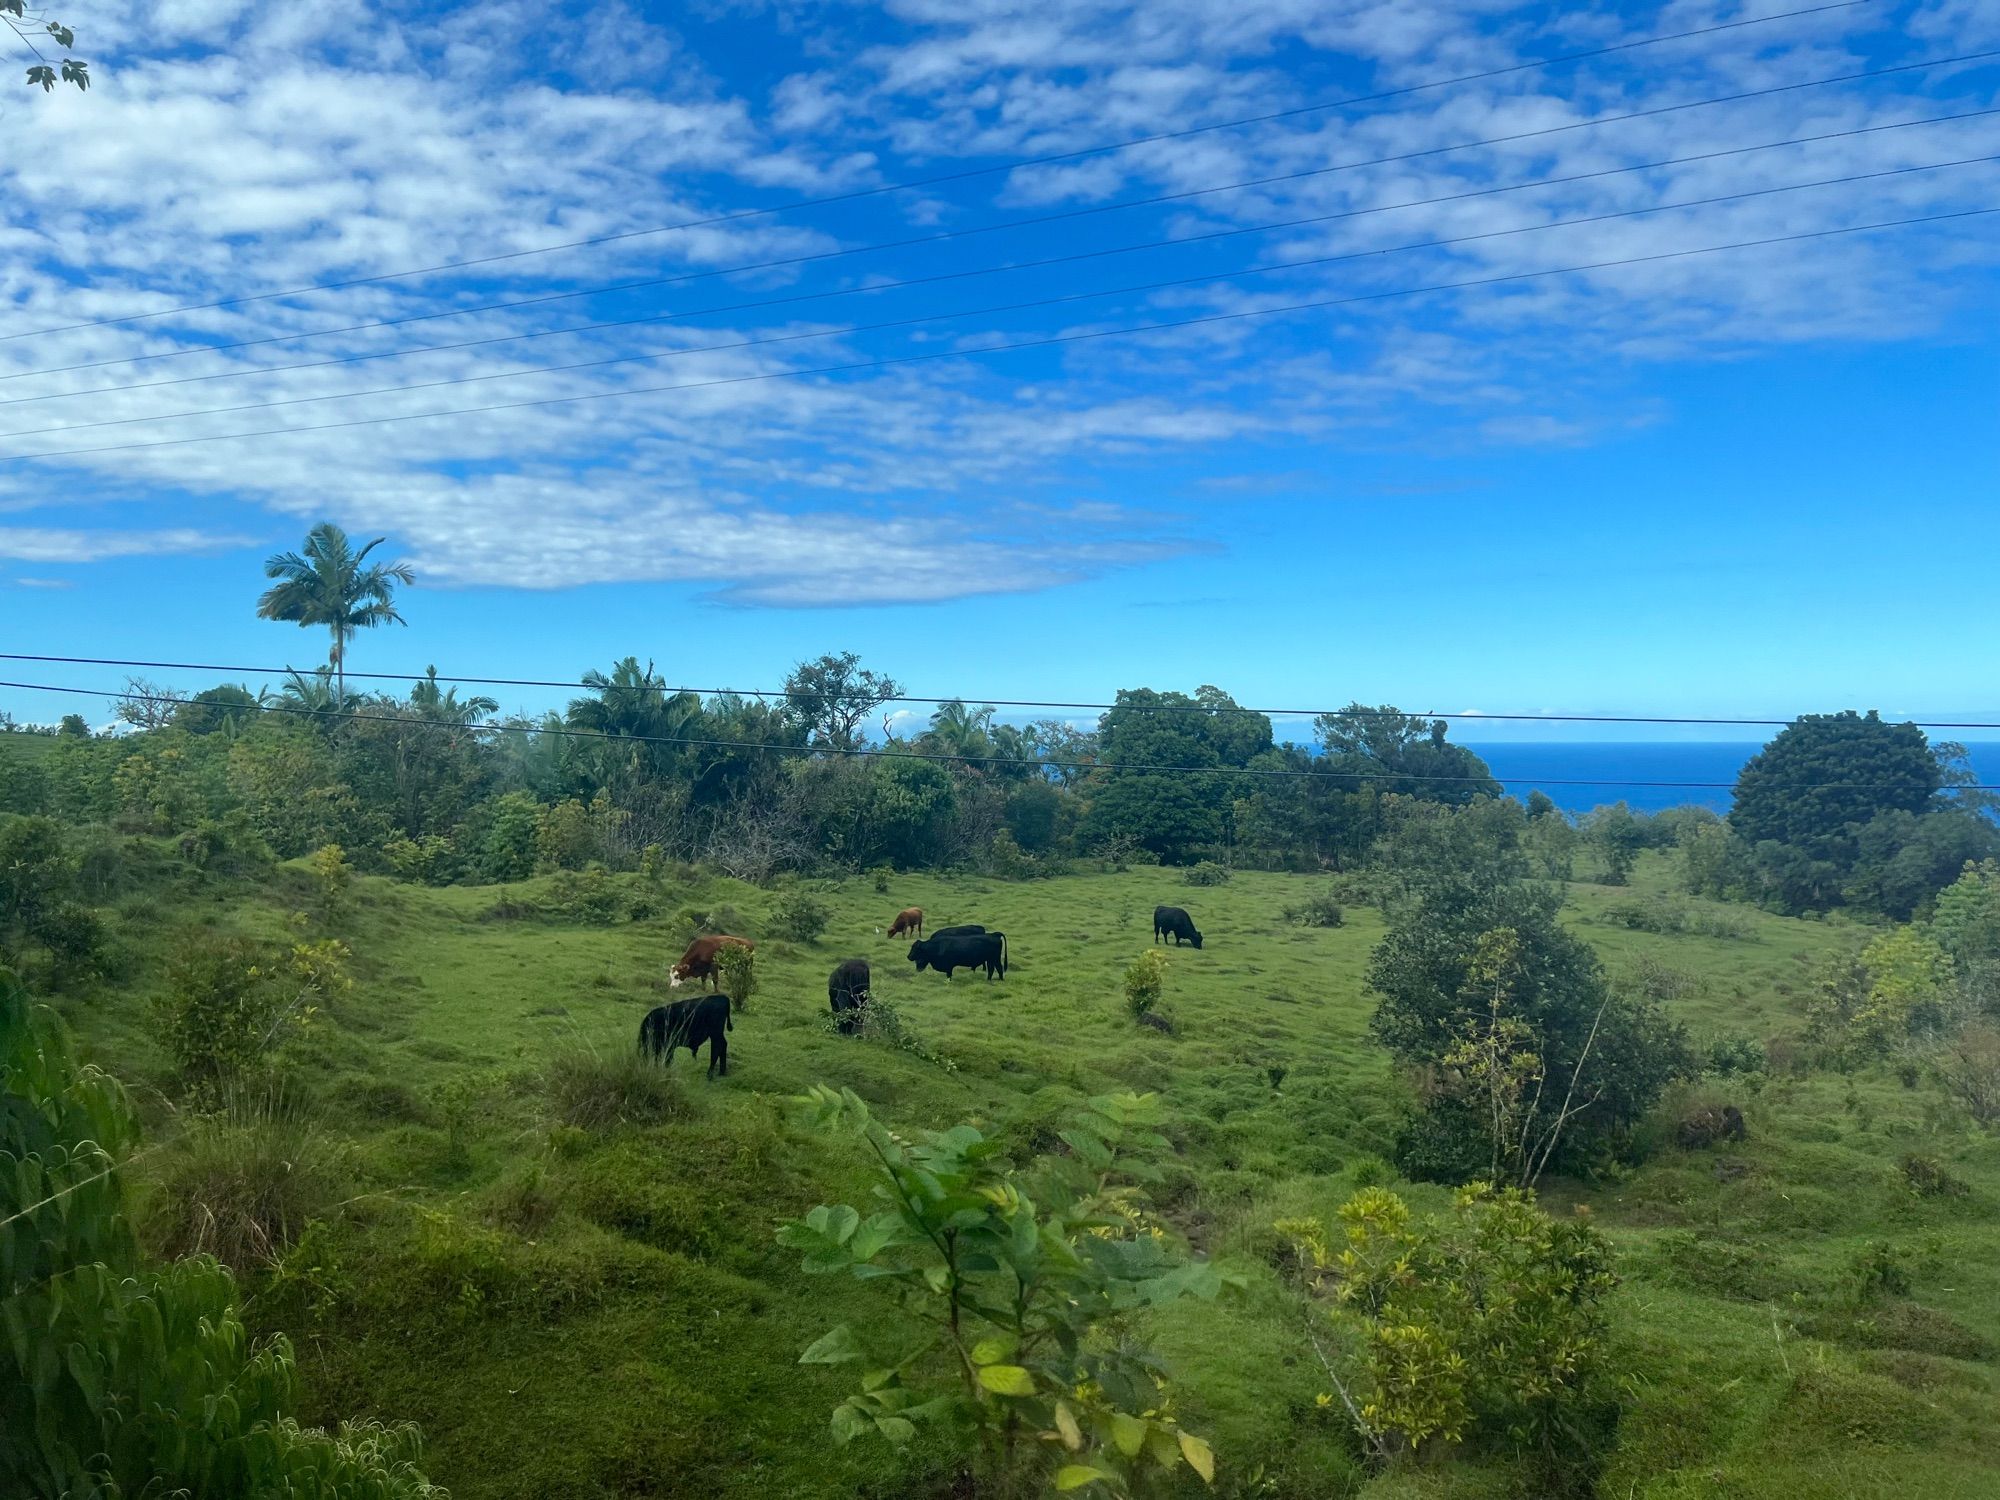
0, 526, 254, 561
0, 0, 1990, 605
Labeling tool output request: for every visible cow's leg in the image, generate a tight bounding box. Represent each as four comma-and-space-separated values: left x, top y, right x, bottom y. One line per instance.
712, 1028, 728, 1077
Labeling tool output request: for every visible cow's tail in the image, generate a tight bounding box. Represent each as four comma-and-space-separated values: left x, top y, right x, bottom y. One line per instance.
1001, 932, 1008, 976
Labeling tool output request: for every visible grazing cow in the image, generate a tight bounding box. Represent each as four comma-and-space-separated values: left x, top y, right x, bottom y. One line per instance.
908, 930, 1006, 981
930, 924, 985, 940
638, 993, 732, 1077
828, 958, 871, 1035
670, 934, 754, 990
1153, 905, 1203, 949
887, 907, 925, 939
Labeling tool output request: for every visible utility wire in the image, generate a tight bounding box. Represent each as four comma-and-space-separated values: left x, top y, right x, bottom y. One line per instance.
5, 43, 1985, 387
10, 104, 1988, 413
0, 0, 1870, 345
9, 149, 1994, 439
5, 676, 1992, 793
9, 654, 1999, 731
3, 204, 1990, 463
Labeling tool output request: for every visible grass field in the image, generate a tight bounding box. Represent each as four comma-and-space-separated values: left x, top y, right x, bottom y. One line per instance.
41, 848, 2000, 1499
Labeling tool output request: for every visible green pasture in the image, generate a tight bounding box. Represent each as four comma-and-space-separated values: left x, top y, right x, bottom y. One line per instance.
45, 852, 2000, 1498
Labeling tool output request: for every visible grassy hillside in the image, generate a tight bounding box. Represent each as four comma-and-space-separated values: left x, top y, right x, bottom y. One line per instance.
44, 851, 2000, 1499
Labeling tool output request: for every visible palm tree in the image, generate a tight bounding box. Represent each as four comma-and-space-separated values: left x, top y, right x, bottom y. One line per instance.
409, 666, 498, 726
256, 523, 414, 703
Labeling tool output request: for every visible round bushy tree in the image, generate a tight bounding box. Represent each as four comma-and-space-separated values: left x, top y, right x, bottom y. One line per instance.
1731, 711, 1940, 862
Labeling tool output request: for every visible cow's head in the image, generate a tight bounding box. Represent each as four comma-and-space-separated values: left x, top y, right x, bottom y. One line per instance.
907, 941, 929, 970
668, 966, 687, 988
1190, 931, 1204, 950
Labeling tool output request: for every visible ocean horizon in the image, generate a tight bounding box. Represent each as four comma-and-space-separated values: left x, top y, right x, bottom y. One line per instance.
1462, 741, 2000, 816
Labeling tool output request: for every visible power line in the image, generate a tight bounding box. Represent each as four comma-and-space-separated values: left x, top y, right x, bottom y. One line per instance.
7, 43, 1985, 388
10, 105, 1987, 413
7, 152, 1992, 440
4, 204, 1990, 463
9, 653, 1999, 731
0, 0, 1870, 345
5, 675, 1992, 793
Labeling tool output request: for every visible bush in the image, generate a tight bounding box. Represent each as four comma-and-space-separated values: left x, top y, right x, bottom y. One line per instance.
1599, 896, 1749, 940
1182, 860, 1231, 886
778, 1088, 1228, 1494
836, 996, 958, 1073
1847, 1240, 1915, 1301
1932, 1022, 2000, 1126
772, 886, 832, 943
152, 934, 350, 1104
1123, 948, 1170, 1022
547, 865, 625, 924
1703, 1034, 1768, 1076
1282, 888, 1345, 928
714, 943, 756, 1013
307, 842, 353, 925
1898, 1153, 1970, 1199
149, 1088, 350, 1269
1280, 1184, 1614, 1464
0, 967, 441, 1498
544, 1042, 689, 1131
869, 866, 893, 894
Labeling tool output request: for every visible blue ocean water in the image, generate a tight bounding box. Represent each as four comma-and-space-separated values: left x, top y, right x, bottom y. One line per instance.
1464, 742, 2000, 817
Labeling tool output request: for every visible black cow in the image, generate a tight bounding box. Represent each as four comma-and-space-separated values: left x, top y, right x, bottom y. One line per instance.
930, 924, 986, 940
828, 958, 871, 1035
908, 930, 1007, 980
638, 993, 732, 1077
1153, 905, 1203, 948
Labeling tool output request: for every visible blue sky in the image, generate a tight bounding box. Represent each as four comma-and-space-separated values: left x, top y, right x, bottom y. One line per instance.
0, 0, 1996, 741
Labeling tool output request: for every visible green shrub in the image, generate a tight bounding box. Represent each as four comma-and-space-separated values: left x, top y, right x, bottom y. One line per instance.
544, 1041, 688, 1130
547, 865, 625, 924
772, 885, 831, 943
779, 1088, 1230, 1495
0, 967, 440, 1497
148, 1088, 350, 1270
1847, 1240, 1915, 1301
869, 866, 893, 894
714, 943, 756, 1013
824, 995, 958, 1073
1897, 1153, 1969, 1199
1282, 889, 1344, 928
382, 834, 458, 886
152, 934, 350, 1104
1280, 1184, 1614, 1463
1932, 1022, 2000, 1126
307, 842, 354, 926
1123, 948, 1170, 1022
1183, 860, 1231, 886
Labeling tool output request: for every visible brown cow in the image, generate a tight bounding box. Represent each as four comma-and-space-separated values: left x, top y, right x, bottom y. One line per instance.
671, 934, 755, 990
887, 907, 924, 939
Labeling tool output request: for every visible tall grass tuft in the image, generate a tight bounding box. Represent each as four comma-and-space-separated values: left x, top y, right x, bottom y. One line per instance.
149, 1086, 350, 1270
544, 1039, 689, 1130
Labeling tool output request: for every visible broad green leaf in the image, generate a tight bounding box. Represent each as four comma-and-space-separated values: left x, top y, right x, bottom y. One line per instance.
830, 1404, 869, 1446
1178, 1430, 1216, 1483
1145, 1427, 1182, 1470
1055, 1466, 1112, 1491
976, 1363, 1035, 1397
799, 1326, 863, 1365
1110, 1411, 1147, 1457
1053, 1400, 1083, 1451
848, 1211, 904, 1261
875, 1416, 916, 1444
969, 1334, 1018, 1366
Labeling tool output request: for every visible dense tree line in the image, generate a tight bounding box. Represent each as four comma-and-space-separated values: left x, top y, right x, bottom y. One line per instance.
0, 665, 1514, 883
